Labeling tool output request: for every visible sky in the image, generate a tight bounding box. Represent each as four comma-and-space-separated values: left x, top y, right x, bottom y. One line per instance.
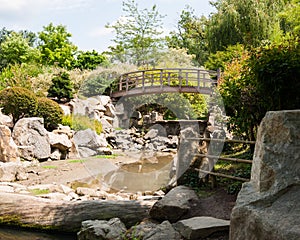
0, 0, 215, 53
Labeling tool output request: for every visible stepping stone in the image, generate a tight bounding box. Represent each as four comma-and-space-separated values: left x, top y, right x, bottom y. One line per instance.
174, 216, 230, 240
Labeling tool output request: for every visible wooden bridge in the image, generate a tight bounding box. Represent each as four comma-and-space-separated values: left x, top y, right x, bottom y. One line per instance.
110, 68, 220, 98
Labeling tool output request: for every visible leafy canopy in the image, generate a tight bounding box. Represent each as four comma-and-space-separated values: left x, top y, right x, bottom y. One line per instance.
106, 0, 165, 66
38, 23, 77, 69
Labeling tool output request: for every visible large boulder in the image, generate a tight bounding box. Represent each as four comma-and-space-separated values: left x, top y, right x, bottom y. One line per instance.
12, 118, 51, 161
149, 185, 200, 223
143, 221, 181, 240
0, 162, 27, 181
174, 216, 230, 239
77, 218, 127, 240
73, 129, 108, 157
0, 125, 20, 162
230, 110, 300, 240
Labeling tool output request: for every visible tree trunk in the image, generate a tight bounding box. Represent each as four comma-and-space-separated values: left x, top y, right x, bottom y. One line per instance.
0, 192, 154, 233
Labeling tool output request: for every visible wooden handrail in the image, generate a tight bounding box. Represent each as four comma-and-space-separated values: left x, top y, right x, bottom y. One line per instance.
111, 68, 219, 97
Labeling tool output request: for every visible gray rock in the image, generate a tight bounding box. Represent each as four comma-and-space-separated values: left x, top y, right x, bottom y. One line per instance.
74, 129, 108, 157
0, 109, 13, 127
0, 162, 28, 182
125, 220, 157, 239
174, 216, 230, 239
12, 117, 51, 161
0, 125, 20, 162
48, 132, 72, 151
230, 110, 300, 240
143, 220, 181, 240
77, 218, 127, 240
149, 185, 199, 223
144, 129, 159, 140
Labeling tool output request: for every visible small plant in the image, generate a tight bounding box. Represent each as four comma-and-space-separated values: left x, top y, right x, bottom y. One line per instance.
48, 71, 73, 102
95, 154, 119, 159
42, 165, 58, 169
29, 189, 50, 195
62, 114, 102, 134
68, 159, 85, 163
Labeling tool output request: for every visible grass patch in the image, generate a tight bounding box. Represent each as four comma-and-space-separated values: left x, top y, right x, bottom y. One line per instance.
42, 165, 58, 169
95, 154, 119, 159
29, 189, 50, 195
68, 159, 85, 163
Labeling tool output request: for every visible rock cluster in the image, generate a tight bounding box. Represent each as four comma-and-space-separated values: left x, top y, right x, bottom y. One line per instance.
77, 186, 230, 240
112, 128, 178, 152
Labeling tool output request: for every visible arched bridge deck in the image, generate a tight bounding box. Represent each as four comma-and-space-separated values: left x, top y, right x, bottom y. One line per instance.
110, 68, 220, 98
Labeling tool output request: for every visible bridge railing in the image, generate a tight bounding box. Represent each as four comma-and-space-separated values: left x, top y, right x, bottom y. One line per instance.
115, 68, 219, 93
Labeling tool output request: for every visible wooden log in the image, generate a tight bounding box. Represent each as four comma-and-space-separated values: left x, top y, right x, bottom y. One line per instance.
0, 192, 154, 233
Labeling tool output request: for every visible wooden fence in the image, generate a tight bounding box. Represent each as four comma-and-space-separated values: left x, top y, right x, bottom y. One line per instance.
187, 137, 255, 182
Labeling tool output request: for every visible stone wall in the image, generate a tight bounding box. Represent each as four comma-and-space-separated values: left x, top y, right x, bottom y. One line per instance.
230, 110, 300, 240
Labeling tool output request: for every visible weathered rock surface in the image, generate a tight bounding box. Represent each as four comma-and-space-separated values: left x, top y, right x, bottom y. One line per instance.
73, 129, 108, 157
0, 125, 20, 162
0, 162, 27, 181
77, 218, 126, 240
174, 216, 230, 239
12, 118, 51, 161
143, 220, 181, 240
0, 109, 13, 127
149, 185, 200, 223
0, 192, 154, 232
230, 110, 300, 240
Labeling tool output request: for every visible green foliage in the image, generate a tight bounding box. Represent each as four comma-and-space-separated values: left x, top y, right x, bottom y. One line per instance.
48, 72, 73, 102
166, 6, 208, 66
0, 87, 37, 124
73, 50, 109, 70
279, 0, 300, 35
38, 23, 77, 69
79, 64, 138, 97
207, 0, 287, 52
36, 97, 64, 131
205, 44, 245, 71
249, 36, 300, 111
219, 36, 300, 140
0, 63, 45, 91
0, 32, 41, 70
62, 114, 102, 134
106, 0, 165, 66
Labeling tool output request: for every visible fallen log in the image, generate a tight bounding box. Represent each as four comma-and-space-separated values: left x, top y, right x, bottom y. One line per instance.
0, 192, 154, 233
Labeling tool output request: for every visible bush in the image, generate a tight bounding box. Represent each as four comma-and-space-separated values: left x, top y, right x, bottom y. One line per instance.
48, 71, 73, 102
62, 114, 102, 134
36, 97, 64, 131
0, 86, 37, 124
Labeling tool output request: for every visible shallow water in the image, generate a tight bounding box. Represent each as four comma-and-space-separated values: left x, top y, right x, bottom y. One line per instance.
0, 227, 76, 240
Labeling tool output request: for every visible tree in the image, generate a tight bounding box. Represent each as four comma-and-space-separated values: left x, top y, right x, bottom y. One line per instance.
48, 72, 73, 102
207, 0, 287, 52
106, 0, 165, 66
72, 50, 109, 70
166, 6, 208, 66
0, 87, 38, 124
279, 0, 300, 35
0, 32, 40, 71
218, 36, 300, 141
38, 23, 77, 69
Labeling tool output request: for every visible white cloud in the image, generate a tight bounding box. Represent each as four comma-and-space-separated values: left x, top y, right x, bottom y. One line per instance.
89, 27, 114, 37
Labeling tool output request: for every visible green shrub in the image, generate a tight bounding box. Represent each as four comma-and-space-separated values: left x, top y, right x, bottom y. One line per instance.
36, 97, 64, 131
62, 114, 102, 134
48, 71, 73, 102
0, 86, 37, 124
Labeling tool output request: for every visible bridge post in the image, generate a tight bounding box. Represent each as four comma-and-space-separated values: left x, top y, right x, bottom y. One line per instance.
126, 74, 129, 92
160, 69, 163, 89
142, 71, 145, 91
